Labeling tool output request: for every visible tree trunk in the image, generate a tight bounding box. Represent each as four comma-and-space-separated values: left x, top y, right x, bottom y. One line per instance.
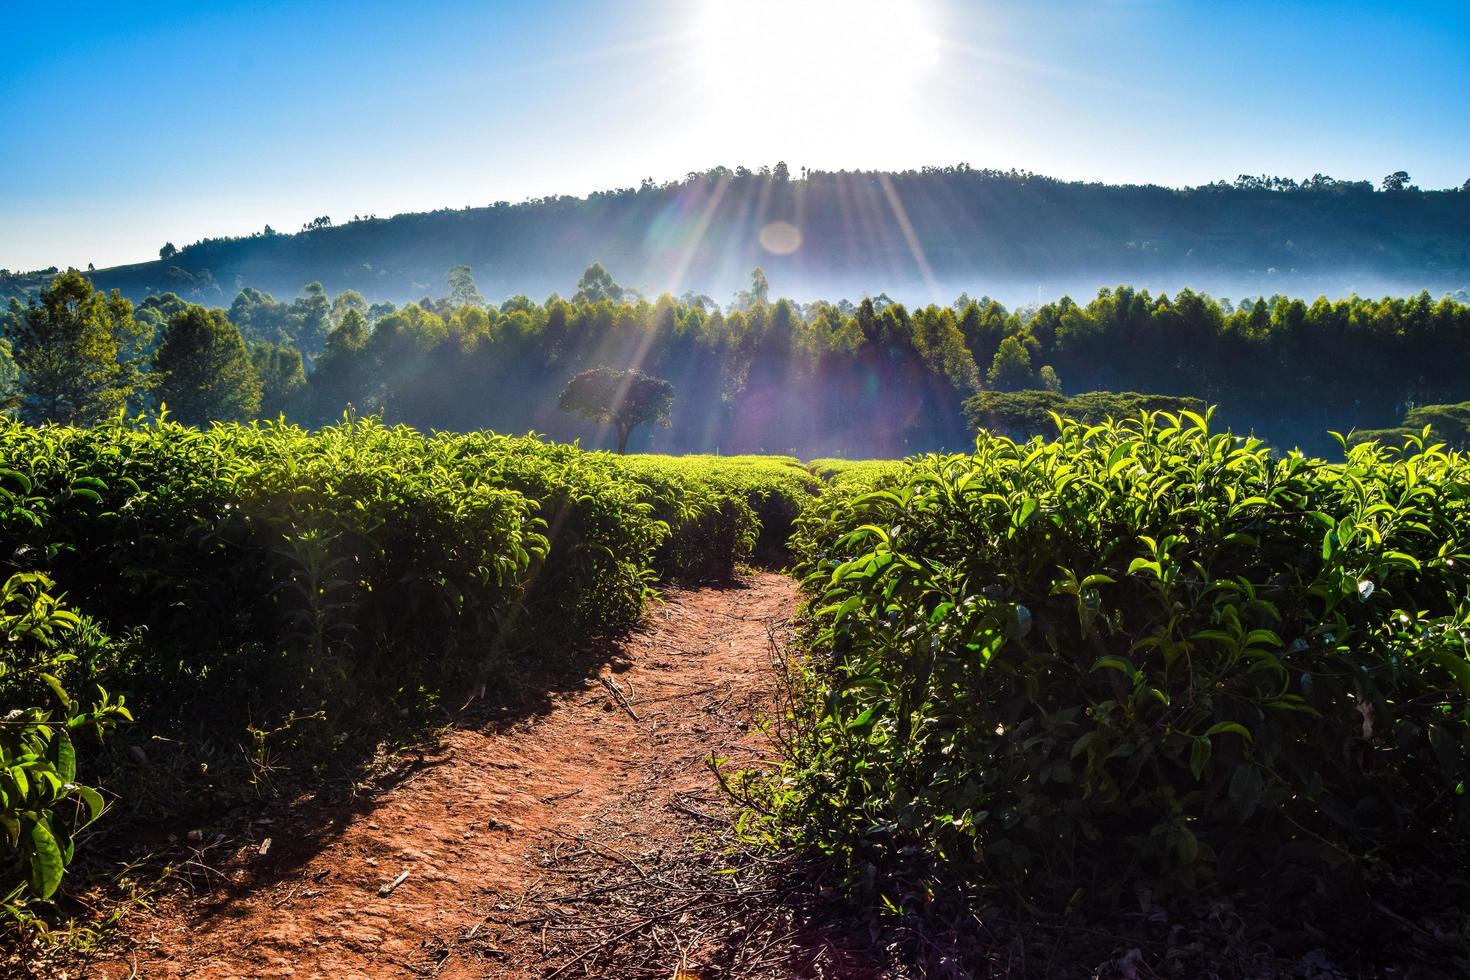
616, 423, 631, 454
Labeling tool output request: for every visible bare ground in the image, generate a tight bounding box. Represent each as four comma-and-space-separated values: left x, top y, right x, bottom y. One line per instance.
64, 571, 886, 979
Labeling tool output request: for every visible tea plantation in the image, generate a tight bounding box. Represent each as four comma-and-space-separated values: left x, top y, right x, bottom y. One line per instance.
4, 411, 1468, 954
771, 412, 1470, 931
0, 416, 817, 910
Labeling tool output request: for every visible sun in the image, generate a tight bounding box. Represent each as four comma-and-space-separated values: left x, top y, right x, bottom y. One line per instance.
693, 0, 942, 147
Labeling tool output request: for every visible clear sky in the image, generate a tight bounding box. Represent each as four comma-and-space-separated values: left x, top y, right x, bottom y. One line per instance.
2, 0, 1467, 271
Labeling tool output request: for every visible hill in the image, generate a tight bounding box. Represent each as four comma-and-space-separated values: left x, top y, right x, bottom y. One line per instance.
6, 166, 1470, 307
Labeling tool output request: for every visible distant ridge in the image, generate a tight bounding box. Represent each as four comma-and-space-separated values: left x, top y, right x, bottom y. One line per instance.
7, 166, 1469, 306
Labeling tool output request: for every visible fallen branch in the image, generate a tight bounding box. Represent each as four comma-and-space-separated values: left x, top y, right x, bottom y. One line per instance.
602, 676, 640, 721
378, 869, 411, 897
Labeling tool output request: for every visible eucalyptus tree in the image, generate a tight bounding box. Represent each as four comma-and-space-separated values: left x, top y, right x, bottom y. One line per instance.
10, 271, 151, 425
153, 305, 261, 425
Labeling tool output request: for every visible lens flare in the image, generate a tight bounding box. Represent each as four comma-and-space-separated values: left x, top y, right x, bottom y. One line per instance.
758, 220, 802, 255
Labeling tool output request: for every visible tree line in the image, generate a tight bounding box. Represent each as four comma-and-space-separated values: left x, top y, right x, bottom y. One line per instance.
5, 264, 1470, 456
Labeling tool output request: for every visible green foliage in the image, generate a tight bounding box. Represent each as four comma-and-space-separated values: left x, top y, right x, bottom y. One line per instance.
1348, 401, 1470, 451
310, 308, 373, 418
0, 415, 805, 740
16, 273, 1454, 457
227, 283, 331, 357
219, 279, 1470, 458
733, 267, 769, 311
965, 389, 1207, 439
986, 335, 1034, 391
0, 416, 820, 916
622, 454, 820, 565
0, 335, 18, 415
1381, 170, 1412, 192
607, 459, 758, 582
1344, 426, 1415, 448
0, 418, 578, 711
573, 262, 625, 304
770, 412, 1470, 917
153, 305, 262, 425
290, 282, 331, 359
8, 272, 151, 425
1405, 402, 1470, 443
0, 573, 130, 912
805, 458, 906, 488
0, 420, 817, 910
328, 289, 368, 329
558, 367, 674, 454
250, 341, 307, 418
228, 286, 291, 345
0, 387, 824, 918
445, 265, 485, 308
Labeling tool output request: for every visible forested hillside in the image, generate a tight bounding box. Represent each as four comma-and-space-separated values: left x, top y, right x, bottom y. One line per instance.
7, 265, 1470, 456
5, 166, 1470, 308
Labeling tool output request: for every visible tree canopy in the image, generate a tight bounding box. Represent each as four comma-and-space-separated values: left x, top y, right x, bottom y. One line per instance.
573, 262, 624, 304
558, 366, 674, 453
446, 265, 485, 308
5, 271, 150, 425
0, 335, 19, 415
987, 335, 1035, 391
153, 304, 261, 425
250, 341, 307, 419
5, 265, 1470, 457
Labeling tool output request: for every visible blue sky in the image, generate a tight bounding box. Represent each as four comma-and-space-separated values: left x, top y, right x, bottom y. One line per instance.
2, 0, 1467, 270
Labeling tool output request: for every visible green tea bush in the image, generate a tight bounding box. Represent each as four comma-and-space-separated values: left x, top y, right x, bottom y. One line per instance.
1, 417, 796, 725
775, 412, 1470, 914
3, 419, 549, 711
2, 415, 825, 701
0, 573, 130, 912
623, 454, 821, 563
2, 415, 805, 912
452, 433, 666, 630
963, 389, 1207, 440
606, 460, 756, 582
805, 458, 906, 487
1348, 401, 1470, 451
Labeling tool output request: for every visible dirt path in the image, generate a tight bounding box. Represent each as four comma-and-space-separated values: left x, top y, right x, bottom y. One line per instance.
87, 572, 802, 980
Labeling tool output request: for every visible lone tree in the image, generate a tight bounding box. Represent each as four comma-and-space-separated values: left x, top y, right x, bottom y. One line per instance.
159, 242, 178, 260
733, 267, 769, 310
558, 366, 673, 453
1380, 170, 1411, 192
573, 262, 624, 304
446, 264, 486, 308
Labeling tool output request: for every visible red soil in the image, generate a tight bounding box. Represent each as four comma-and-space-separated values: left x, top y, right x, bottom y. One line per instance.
85, 572, 800, 979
